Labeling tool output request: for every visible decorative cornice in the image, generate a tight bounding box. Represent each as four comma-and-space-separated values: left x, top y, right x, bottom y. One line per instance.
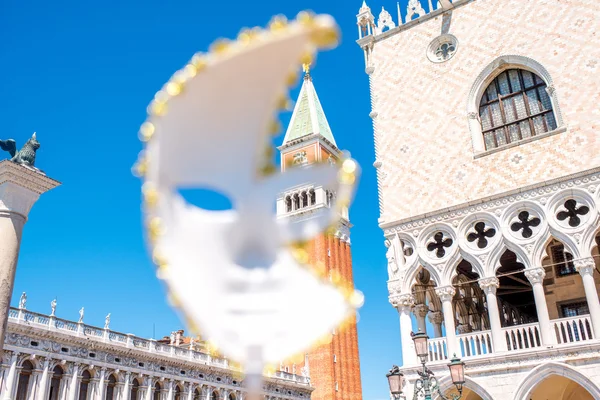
382, 167, 600, 235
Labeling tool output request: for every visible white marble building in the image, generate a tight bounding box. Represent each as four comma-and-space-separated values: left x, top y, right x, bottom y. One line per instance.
0, 304, 311, 400
357, 0, 600, 399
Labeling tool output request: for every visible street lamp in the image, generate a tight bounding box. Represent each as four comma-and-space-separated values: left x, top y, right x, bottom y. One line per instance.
387, 331, 466, 400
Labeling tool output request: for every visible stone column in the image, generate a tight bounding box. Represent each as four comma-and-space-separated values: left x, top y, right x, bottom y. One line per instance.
394, 294, 417, 366
435, 286, 459, 357
166, 380, 174, 400
524, 267, 555, 346
67, 363, 80, 400
144, 378, 154, 400
186, 383, 194, 400
96, 368, 107, 400
428, 311, 444, 338
37, 357, 51, 400
413, 303, 429, 334
2, 351, 19, 400
0, 161, 59, 355
479, 277, 507, 352
575, 258, 600, 337
123, 372, 131, 400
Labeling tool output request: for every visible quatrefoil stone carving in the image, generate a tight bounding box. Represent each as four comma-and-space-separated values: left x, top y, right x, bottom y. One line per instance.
510, 211, 541, 239
427, 232, 453, 258
467, 222, 496, 249
557, 199, 589, 227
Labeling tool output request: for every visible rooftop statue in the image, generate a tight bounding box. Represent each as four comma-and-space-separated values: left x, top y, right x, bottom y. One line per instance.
0, 132, 42, 170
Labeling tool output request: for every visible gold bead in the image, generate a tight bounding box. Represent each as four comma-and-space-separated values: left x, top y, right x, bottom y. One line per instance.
152, 249, 167, 267
132, 157, 147, 178
166, 81, 183, 96
211, 39, 231, 54
350, 290, 365, 308
297, 11, 315, 26
300, 52, 314, 66
184, 64, 197, 78
286, 71, 298, 87
264, 145, 274, 159
276, 95, 293, 111
148, 100, 168, 116
342, 159, 357, 174
269, 119, 282, 135
339, 171, 356, 185
156, 264, 169, 280
269, 15, 288, 32
138, 122, 155, 142
310, 27, 340, 49
260, 164, 276, 176
168, 292, 181, 307
191, 53, 207, 70
148, 217, 164, 242
142, 183, 159, 207
154, 90, 169, 103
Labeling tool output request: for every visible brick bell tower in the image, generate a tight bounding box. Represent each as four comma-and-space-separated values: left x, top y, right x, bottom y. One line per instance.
276, 66, 363, 400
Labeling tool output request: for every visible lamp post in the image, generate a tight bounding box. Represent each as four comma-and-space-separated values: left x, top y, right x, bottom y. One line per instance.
387, 331, 465, 400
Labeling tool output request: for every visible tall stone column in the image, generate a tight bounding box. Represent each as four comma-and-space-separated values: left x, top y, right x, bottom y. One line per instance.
186, 383, 194, 400
394, 294, 417, 366
0, 161, 59, 355
123, 372, 131, 400
96, 368, 107, 400
478, 277, 507, 352
435, 286, 458, 357
2, 351, 19, 400
67, 363, 80, 400
37, 357, 51, 400
413, 303, 429, 334
524, 267, 556, 346
575, 258, 600, 337
428, 311, 444, 338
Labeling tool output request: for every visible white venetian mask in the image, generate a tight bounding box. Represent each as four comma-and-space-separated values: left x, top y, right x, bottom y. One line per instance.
133, 12, 362, 371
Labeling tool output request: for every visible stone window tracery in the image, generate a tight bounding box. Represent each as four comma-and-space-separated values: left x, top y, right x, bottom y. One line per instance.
479, 68, 557, 150
426, 232, 453, 258
466, 222, 496, 249
557, 199, 589, 227
510, 211, 541, 239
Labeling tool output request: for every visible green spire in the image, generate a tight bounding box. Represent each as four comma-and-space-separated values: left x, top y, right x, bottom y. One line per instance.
281, 72, 337, 147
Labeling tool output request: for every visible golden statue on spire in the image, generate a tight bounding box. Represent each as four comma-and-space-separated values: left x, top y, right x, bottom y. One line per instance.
303, 63, 311, 80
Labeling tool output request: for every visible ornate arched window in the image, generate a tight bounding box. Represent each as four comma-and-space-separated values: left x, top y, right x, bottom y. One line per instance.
174, 384, 183, 400
285, 196, 292, 212
479, 68, 557, 150
309, 189, 316, 206
212, 391, 220, 400
15, 360, 34, 400
194, 388, 201, 400
78, 370, 92, 400
301, 191, 308, 208
293, 193, 300, 210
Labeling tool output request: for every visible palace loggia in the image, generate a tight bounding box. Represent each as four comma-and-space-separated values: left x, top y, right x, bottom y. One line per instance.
356, 0, 600, 399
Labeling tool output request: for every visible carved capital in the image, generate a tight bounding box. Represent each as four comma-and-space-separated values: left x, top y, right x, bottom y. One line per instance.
435, 286, 456, 302
478, 277, 499, 294
391, 293, 414, 310
413, 303, 429, 318
575, 258, 596, 277
524, 267, 546, 285
427, 311, 444, 325
456, 324, 472, 334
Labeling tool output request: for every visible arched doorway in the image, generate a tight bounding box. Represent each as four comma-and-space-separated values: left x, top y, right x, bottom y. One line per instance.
48, 365, 64, 400
530, 375, 594, 399
78, 369, 92, 400
513, 362, 600, 399
15, 360, 34, 400
438, 376, 493, 400
174, 384, 183, 400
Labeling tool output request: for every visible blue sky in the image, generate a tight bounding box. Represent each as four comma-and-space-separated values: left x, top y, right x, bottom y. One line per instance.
2, 1, 412, 399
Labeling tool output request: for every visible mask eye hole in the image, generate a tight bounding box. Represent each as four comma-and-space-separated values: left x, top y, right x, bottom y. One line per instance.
177, 187, 233, 211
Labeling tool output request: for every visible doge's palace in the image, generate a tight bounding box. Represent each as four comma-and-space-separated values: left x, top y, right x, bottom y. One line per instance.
0, 302, 311, 400
357, 0, 600, 399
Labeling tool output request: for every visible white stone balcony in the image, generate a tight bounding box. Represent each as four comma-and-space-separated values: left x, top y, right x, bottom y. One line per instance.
6, 307, 310, 385
424, 315, 596, 364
